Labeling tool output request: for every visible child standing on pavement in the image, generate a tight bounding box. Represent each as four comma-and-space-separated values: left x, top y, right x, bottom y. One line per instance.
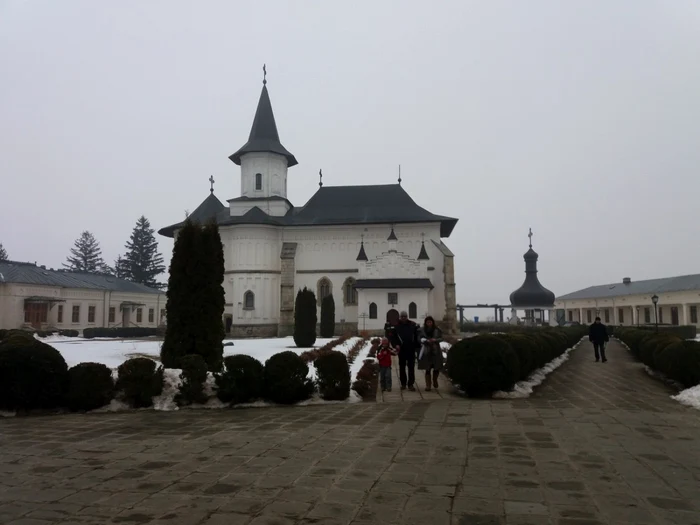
377, 337, 397, 392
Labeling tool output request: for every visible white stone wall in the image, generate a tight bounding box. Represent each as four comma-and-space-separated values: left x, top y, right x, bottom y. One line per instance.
357, 289, 431, 331
0, 283, 165, 331
239, 152, 289, 203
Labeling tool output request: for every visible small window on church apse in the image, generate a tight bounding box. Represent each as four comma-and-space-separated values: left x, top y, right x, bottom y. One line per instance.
369, 303, 378, 319
317, 278, 332, 305
255, 173, 262, 191
244, 291, 255, 310
408, 302, 417, 319
343, 278, 357, 305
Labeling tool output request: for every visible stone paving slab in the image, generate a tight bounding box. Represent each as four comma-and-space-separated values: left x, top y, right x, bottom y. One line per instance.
1, 340, 700, 524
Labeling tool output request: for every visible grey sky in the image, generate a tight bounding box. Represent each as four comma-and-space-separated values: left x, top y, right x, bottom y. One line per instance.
2, 1, 699, 319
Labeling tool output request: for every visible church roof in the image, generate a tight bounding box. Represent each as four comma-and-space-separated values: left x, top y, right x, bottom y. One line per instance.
159, 184, 458, 238
509, 246, 556, 308
229, 84, 298, 167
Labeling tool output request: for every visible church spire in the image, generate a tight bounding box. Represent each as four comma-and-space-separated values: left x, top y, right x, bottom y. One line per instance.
229, 66, 298, 167
356, 235, 368, 261
417, 234, 429, 260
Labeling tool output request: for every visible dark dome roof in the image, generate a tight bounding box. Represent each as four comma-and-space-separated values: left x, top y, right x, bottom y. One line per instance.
509, 246, 555, 308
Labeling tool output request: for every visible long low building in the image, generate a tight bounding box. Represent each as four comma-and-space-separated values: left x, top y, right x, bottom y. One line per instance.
0, 260, 166, 331
555, 274, 700, 327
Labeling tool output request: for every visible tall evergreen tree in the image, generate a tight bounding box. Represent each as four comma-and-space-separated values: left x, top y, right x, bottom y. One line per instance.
113, 255, 130, 280
197, 219, 225, 371
294, 287, 317, 348
160, 219, 224, 372
64, 231, 109, 273
161, 219, 201, 369
120, 216, 166, 288
320, 294, 335, 337
0, 243, 8, 261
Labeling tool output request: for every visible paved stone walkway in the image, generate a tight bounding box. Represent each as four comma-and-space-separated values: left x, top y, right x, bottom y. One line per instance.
1, 340, 700, 525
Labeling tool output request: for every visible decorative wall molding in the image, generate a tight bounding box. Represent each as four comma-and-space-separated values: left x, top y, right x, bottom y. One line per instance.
297, 269, 359, 274
224, 270, 282, 275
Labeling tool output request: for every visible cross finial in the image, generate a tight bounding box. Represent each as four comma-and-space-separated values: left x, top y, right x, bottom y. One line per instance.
209, 175, 215, 193
319, 169, 323, 188
528, 227, 533, 248
262, 64, 267, 85
398, 164, 402, 185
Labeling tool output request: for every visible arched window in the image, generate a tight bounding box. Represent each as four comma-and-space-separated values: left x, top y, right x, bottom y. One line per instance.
369, 302, 378, 319
343, 277, 357, 305
244, 290, 255, 309
408, 302, 417, 319
255, 173, 262, 191
317, 277, 332, 305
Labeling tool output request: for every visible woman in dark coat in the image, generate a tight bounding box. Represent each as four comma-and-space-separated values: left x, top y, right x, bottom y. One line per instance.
418, 316, 444, 391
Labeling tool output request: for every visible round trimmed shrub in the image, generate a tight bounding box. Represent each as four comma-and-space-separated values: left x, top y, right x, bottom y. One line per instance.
264, 351, 315, 404
639, 334, 681, 368
176, 354, 209, 406
215, 354, 264, 405
445, 335, 520, 397
116, 357, 164, 408
654, 340, 700, 388
315, 350, 351, 400
495, 334, 538, 381
66, 362, 114, 411
0, 331, 69, 411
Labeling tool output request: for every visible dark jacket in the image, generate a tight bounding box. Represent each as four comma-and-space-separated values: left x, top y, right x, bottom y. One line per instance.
589, 322, 609, 343
389, 320, 419, 357
418, 325, 444, 371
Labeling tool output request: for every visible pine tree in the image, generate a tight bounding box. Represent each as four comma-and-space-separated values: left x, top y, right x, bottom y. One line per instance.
320, 294, 335, 338
0, 243, 8, 261
121, 216, 166, 289
64, 231, 109, 273
161, 219, 201, 369
294, 287, 317, 348
113, 255, 130, 280
197, 219, 225, 371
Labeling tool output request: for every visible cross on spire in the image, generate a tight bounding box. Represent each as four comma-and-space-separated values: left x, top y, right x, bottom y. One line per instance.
319, 169, 323, 188
209, 175, 215, 193
528, 227, 533, 248
262, 63, 267, 85
398, 164, 402, 185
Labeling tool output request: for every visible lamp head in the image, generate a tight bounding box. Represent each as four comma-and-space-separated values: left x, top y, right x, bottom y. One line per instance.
651, 294, 659, 305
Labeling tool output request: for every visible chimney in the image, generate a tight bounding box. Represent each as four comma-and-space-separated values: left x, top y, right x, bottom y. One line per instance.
623, 277, 631, 284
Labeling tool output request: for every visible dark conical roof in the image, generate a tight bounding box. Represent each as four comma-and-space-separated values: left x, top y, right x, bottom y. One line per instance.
387, 227, 398, 241
229, 84, 298, 167
509, 246, 555, 308
417, 242, 429, 261
356, 242, 368, 261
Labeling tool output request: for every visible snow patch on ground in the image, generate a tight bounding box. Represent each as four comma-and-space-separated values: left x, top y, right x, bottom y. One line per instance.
349, 340, 374, 380
492, 339, 584, 399
672, 385, 700, 410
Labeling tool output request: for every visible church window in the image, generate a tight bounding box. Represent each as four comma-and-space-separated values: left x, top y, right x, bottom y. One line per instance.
317, 277, 332, 305
343, 277, 357, 305
244, 290, 255, 309
369, 302, 377, 319
388, 293, 398, 306
255, 173, 262, 191
408, 302, 417, 319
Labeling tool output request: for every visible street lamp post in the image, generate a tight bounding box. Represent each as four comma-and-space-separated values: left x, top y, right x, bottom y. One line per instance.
651, 295, 659, 332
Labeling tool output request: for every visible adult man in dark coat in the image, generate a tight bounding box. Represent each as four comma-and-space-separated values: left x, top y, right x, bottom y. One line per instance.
589, 316, 609, 362
389, 310, 419, 391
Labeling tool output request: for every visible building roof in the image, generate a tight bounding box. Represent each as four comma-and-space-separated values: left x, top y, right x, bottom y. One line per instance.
158, 184, 458, 238
0, 261, 162, 294
556, 273, 700, 301
509, 247, 556, 308
228, 84, 298, 167
354, 278, 434, 289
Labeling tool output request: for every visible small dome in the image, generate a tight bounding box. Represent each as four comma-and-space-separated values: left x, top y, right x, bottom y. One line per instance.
509, 281, 555, 308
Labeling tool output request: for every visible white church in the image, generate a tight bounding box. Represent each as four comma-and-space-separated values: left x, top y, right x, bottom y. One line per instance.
159, 74, 459, 337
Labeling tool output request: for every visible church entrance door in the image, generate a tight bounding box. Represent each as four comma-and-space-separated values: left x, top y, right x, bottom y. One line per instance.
386, 309, 399, 326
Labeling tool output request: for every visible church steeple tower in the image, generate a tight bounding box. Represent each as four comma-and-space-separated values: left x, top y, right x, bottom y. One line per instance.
228, 66, 297, 203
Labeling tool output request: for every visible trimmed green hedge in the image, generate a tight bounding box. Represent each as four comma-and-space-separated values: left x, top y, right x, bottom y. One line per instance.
84, 327, 159, 339
446, 326, 587, 397
616, 328, 700, 388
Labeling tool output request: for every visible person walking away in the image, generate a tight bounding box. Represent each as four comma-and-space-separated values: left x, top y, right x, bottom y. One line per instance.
589, 316, 609, 362
418, 316, 444, 391
377, 337, 397, 392
389, 310, 419, 391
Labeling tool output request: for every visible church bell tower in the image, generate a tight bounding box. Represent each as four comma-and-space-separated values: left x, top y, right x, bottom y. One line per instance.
229, 65, 297, 212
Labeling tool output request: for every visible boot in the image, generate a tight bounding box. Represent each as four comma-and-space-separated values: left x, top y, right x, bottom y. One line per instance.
425, 372, 431, 392
433, 371, 439, 389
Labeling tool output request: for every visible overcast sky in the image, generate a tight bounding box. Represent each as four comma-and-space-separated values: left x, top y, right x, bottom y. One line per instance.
2, 1, 699, 320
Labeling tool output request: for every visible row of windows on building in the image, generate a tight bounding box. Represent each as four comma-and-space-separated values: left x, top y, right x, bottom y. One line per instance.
25, 304, 164, 325
568, 305, 698, 325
